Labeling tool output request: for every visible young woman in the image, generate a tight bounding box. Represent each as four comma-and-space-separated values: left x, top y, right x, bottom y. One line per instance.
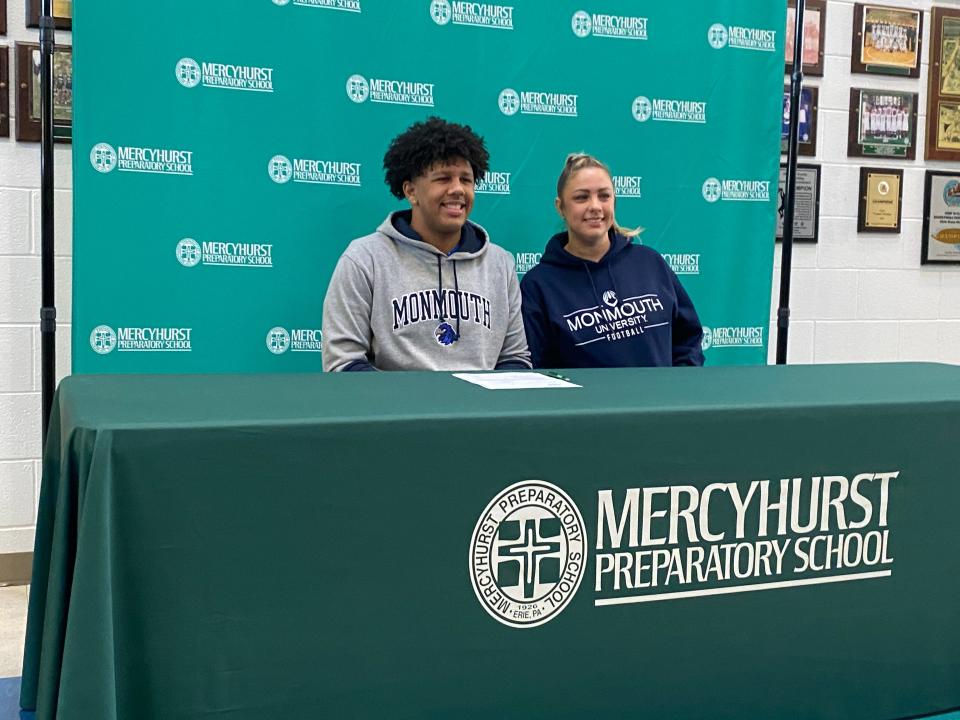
520, 153, 704, 368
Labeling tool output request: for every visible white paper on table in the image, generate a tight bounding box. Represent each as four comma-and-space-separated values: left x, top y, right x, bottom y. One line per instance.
452, 372, 581, 390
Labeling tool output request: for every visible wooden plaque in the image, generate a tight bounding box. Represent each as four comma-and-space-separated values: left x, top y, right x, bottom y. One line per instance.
922, 170, 960, 264
858, 167, 903, 233
15, 41, 71, 143
848, 87, 918, 160
782, 85, 818, 157
0, 47, 8, 138
785, 0, 826, 77
26, 0, 71, 31
851, 3, 923, 78
926, 7, 960, 161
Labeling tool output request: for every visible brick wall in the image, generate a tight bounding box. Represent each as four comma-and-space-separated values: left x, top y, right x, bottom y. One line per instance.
0, 1, 70, 553
771, 0, 960, 363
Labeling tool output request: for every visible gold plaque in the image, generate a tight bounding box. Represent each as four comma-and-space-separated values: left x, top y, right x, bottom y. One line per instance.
858, 168, 903, 232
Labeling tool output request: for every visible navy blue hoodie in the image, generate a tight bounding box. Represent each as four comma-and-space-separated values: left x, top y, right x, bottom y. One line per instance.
520, 231, 704, 368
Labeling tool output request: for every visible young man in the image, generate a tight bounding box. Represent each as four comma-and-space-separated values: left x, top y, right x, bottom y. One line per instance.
322, 117, 531, 371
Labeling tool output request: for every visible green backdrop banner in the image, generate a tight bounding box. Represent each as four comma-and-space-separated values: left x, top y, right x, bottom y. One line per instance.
72, 1, 786, 372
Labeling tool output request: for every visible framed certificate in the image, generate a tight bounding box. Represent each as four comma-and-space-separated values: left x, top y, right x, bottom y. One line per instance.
922, 170, 960, 264
26, 0, 71, 31
782, 85, 818, 157
777, 164, 821, 243
15, 42, 71, 143
785, 0, 826, 77
858, 167, 903, 233
848, 88, 918, 159
0, 47, 8, 138
851, 4, 922, 78
927, 7, 960, 161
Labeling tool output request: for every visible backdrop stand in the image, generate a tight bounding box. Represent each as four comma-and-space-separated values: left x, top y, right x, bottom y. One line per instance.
776, 0, 806, 365
39, 0, 56, 446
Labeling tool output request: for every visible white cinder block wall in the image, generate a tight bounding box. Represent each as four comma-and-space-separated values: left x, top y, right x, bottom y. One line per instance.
1, 2, 959, 554
772, 0, 960, 364
0, 2, 71, 554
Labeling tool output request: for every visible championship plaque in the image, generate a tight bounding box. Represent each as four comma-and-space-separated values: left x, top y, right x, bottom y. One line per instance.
786, 0, 826, 76
782, 85, 818, 157
858, 167, 903, 233
27, 0, 71, 31
15, 42, 71, 143
927, 7, 960, 161
848, 88, 917, 159
0, 47, 9, 138
777, 164, 821, 243
922, 170, 960, 264
851, 4, 922, 78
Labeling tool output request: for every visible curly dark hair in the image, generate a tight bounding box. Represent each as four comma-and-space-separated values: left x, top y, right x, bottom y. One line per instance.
382, 117, 489, 199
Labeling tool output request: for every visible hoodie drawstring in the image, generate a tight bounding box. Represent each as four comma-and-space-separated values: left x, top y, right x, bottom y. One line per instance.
581, 261, 623, 311
436, 255, 462, 342
452, 259, 461, 340
582, 262, 603, 309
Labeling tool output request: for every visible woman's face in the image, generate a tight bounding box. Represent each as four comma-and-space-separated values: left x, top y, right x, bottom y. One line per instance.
557, 166, 615, 244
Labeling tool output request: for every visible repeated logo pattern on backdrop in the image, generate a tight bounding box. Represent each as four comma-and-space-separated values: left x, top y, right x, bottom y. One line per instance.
73, 1, 784, 372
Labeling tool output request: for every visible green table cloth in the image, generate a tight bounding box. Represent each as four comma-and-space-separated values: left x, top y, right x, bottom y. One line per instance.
20, 364, 960, 719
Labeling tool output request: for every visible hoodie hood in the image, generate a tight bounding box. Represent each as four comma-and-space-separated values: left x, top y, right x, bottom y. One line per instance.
541, 229, 632, 268
380, 210, 489, 258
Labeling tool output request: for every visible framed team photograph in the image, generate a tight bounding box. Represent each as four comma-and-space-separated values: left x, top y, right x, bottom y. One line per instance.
15, 42, 71, 142
0, 47, 8, 138
785, 0, 826, 76
777, 163, 821, 243
851, 4, 922, 78
858, 167, 903, 233
782, 85, 818, 157
848, 88, 918, 160
922, 170, 960, 264
26, 0, 71, 30
926, 7, 960, 161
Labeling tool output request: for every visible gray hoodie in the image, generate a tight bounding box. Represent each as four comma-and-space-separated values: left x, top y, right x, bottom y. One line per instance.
322, 212, 531, 371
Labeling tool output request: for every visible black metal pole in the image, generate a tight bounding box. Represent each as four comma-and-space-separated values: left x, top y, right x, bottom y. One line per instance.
39, 0, 56, 446
776, 0, 806, 365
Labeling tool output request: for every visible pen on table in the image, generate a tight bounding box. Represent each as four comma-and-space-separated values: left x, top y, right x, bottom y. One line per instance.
541, 370, 573, 383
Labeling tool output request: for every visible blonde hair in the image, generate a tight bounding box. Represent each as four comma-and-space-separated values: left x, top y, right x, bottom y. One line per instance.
556, 153, 642, 238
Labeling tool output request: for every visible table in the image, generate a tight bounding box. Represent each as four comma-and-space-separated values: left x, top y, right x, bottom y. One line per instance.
20, 364, 960, 719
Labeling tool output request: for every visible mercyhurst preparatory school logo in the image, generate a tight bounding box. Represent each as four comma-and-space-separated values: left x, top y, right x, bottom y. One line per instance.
430, 0, 514, 29
89, 325, 192, 353
175, 57, 274, 92
347, 73, 434, 107
612, 175, 642, 198
708, 21, 776, 52
90, 142, 193, 176
475, 170, 510, 195
701, 325, 764, 350
499, 88, 577, 118
176, 238, 274, 268
515, 251, 542, 275
632, 96, 706, 124
472, 471, 900, 622
572, 10, 647, 39
663, 252, 700, 275
266, 327, 322, 354
268, 154, 362, 187
470, 480, 587, 628
703, 177, 771, 203
272, 0, 362, 11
